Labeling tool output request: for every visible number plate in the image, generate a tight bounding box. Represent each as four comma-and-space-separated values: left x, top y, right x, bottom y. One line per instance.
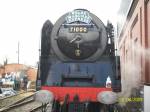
69, 26, 88, 33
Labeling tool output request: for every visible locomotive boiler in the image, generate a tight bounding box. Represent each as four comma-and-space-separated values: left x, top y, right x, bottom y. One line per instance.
36, 9, 121, 112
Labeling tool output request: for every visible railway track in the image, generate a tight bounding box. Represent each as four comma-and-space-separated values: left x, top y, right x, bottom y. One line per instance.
0, 90, 52, 112
1, 100, 46, 112
0, 90, 35, 110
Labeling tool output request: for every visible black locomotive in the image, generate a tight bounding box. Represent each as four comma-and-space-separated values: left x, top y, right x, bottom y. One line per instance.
36, 9, 121, 112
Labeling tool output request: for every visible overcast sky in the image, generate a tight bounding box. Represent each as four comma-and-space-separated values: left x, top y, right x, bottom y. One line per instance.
0, 0, 121, 66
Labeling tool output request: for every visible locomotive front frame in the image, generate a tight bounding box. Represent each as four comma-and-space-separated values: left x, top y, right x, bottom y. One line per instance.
37, 9, 121, 112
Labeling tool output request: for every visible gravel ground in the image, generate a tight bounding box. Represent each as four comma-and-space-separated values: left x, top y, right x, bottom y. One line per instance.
6, 101, 42, 112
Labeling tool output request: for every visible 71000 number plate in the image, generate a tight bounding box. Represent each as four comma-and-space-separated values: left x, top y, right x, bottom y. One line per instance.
69, 26, 88, 33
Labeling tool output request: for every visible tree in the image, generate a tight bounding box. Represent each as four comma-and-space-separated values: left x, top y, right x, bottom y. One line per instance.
3, 58, 8, 66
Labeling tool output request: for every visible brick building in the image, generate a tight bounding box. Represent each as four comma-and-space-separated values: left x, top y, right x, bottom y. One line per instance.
26, 67, 37, 81
0, 63, 37, 81
118, 0, 150, 112
118, 0, 150, 111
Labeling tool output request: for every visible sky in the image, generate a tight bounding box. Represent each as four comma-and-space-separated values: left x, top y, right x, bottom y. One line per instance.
0, 0, 121, 66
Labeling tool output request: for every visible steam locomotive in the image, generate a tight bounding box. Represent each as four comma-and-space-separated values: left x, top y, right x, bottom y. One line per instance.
36, 9, 121, 112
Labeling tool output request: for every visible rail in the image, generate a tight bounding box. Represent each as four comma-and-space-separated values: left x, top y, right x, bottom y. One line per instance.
0, 91, 35, 109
